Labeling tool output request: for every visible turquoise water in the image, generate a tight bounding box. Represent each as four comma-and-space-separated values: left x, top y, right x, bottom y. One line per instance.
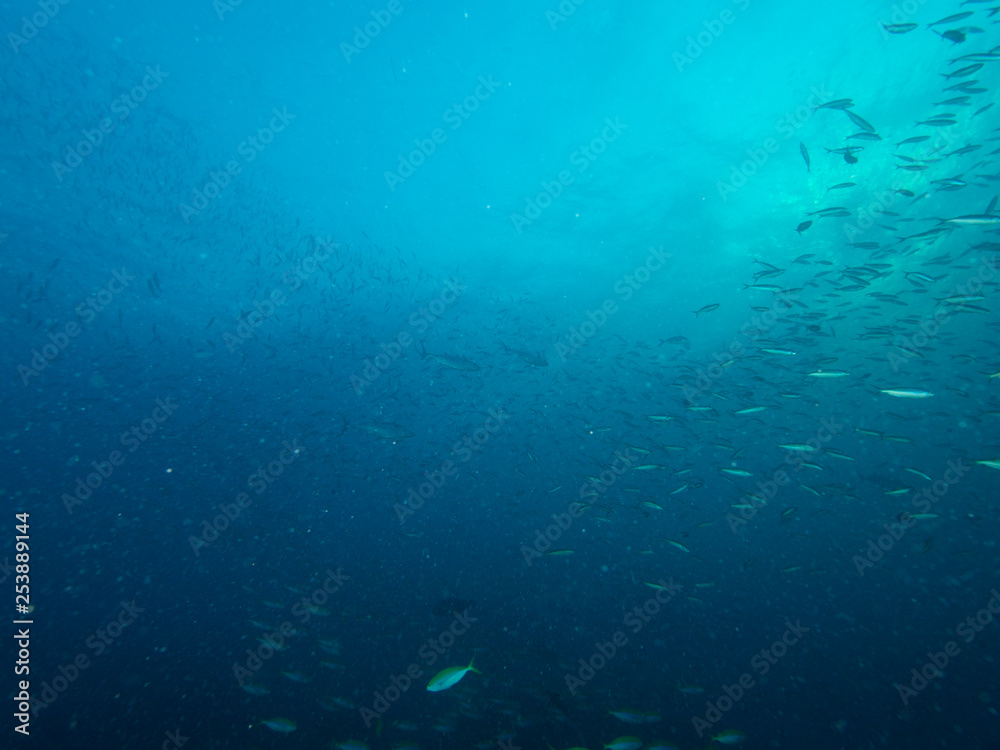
2, 0, 1000, 747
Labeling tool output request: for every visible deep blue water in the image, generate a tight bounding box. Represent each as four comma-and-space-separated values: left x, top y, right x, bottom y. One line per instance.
2, 0, 1000, 748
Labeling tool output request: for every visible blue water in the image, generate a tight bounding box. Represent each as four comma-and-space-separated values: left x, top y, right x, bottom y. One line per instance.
3, 0, 1000, 748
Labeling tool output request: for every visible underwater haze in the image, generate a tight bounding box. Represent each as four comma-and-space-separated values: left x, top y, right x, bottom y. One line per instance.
3, 0, 1000, 748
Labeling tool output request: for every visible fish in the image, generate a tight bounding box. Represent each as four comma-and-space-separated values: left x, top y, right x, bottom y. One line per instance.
807, 370, 849, 378
941, 63, 983, 79
339, 416, 414, 441
501, 343, 548, 367
693, 303, 720, 316
975, 459, 1000, 470
603, 736, 643, 750
676, 684, 705, 695
777, 443, 817, 452
882, 22, 918, 34
720, 468, 753, 477
813, 99, 854, 110
420, 343, 481, 371
826, 182, 856, 191
665, 539, 691, 553
796, 221, 813, 234
844, 110, 876, 133
258, 718, 297, 733
712, 729, 747, 745
608, 709, 647, 724
879, 388, 933, 398
799, 142, 810, 171
938, 214, 1000, 226
426, 659, 481, 691
928, 11, 974, 26
432, 597, 474, 617
240, 683, 271, 696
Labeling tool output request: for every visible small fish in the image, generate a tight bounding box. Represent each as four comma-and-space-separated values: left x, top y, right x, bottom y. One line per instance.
941, 63, 983, 79
807, 370, 849, 378
879, 388, 933, 398
845, 110, 876, 133
799, 142, 810, 171
609, 709, 647, 725
665, 539, 691, 553
720, 468, 753, 477
712, 729, 747, 745
420, 344, 480, 371
928, 11, 973, 26
604, 737, 643, 750
427, 659, 481, 692
240, 683, 271, 696
796, 221, 813, 234
882, 22, 918, 34
778, 443, 816, 452
813, 99, 854, 110
827, 182, 856, 191
734, 406, 767, 415
694, 303, 720, 316
677, 684, 705, 695
975, 459, 1000, 470
258, 718, 297, 733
